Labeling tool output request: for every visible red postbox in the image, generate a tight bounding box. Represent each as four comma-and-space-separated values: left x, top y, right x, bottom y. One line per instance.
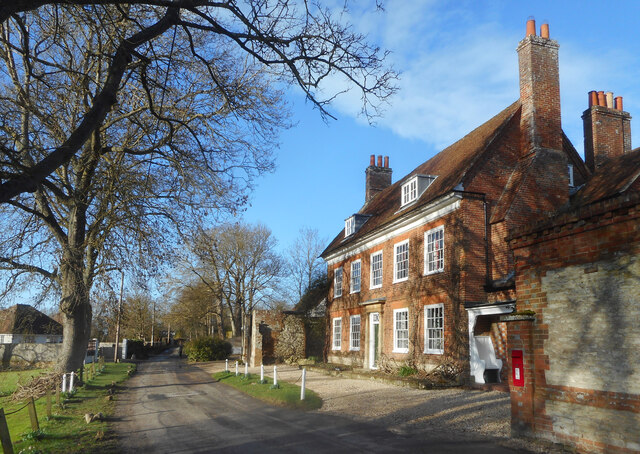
512, 349, 524, 387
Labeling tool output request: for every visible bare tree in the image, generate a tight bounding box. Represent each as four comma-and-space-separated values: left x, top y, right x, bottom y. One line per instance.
287, 227, 326, 304
0, 7, 284, 371
189, 223, 284, 360
165, 279, 225, 340
0, 1, 397, 202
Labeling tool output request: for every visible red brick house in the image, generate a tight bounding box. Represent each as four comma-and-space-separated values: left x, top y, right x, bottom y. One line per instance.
505, 90, 639, 451
320, 20, 589, 383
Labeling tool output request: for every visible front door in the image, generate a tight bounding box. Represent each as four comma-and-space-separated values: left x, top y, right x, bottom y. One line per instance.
369, 312, 380, 369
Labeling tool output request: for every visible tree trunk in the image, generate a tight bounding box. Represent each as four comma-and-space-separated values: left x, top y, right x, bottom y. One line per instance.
57, 250, 92, 373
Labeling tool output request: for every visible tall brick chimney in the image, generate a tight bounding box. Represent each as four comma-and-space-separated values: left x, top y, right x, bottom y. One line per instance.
517, 18, 562, 155
582, 90, 632, 172
513, 19, 569, 215
365, 154, 392, 202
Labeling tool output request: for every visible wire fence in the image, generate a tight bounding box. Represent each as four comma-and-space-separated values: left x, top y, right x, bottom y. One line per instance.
0, 355, 106, 454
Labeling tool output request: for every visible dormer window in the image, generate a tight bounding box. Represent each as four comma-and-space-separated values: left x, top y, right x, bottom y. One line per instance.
401, 175, 437, 207
402, 178, 418, 206
345, 217, 355, 236
344, 214, 371, 237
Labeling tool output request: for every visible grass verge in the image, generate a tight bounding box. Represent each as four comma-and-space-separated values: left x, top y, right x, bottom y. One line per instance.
213, 371, 322, 411
0, 362, 135, 453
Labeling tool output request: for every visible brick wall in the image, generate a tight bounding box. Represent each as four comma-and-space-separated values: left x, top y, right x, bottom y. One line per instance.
508, 193, 640, 453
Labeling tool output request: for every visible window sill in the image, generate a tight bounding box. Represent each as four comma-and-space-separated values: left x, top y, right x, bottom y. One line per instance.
393, 278, 408, 284
369, 284, 382, 290
350, 290, 361, 294
332, 347, 341, 351
392, 349, 409, 354
424, 350, 444, 355
349, 347, 360, 352
423, 269, 444, 276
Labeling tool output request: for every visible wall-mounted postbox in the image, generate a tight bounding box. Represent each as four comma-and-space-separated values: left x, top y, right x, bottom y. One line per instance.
512, 349, 524, 387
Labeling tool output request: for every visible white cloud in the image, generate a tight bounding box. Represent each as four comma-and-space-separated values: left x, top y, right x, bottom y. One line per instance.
320, 1, 640, 155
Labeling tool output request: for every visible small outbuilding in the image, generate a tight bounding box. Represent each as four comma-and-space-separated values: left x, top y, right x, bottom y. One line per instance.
0, 304, 63, 344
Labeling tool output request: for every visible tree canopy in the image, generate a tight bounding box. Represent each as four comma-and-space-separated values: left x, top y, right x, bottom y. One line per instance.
0, 1, 397, 202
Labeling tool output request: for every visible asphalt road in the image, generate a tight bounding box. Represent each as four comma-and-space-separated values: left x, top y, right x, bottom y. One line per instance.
113, 350, 530, 453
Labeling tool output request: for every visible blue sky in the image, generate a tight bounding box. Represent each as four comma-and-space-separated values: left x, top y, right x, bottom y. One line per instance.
240, 0, 640, 254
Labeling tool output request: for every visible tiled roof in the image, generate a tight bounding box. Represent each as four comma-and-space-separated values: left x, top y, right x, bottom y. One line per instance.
0, 304, 63, 335
570, 149, 640, 207
322, 101, 521, 258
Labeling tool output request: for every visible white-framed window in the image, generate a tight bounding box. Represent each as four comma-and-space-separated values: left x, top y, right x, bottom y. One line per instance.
424, 304, 444, 354
424, 226, 444, 275
0, 335, 5, 344
393, 308, 409, 353
394, 240, 409, 283
401, 177, 418, 206
345, 216, 355, 236
370, 251, 383, 289
350, 315, 361, 351
350, 260, 361, 293
568, 164, 575, 187
334, 267, 343, 298
332, 317, 342, 350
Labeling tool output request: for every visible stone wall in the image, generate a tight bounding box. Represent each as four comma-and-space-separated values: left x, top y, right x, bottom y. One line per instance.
508, 194, 640, 453
250, 310, 306, 367
1, 342, 63, 367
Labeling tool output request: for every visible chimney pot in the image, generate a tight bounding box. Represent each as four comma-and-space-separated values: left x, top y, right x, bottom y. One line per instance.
605, 92, 614, 109
615, 96, 623, 111
370, 154, 375, 166
589, 91, 598, 107
526, 18, 536, 37
540, 23, 549, 38
365, 155, 392, 202
597, 91, 606, 107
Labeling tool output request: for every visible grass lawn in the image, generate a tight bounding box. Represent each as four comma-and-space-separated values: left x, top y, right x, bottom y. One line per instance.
213, 370, 322, 411
0, 362, 135, 453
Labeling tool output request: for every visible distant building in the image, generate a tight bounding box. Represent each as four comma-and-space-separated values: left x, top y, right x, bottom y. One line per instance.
0, 304, 63, 344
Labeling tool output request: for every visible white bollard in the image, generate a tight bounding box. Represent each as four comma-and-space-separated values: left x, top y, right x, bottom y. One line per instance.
69, 372, 75, 392
62, 373, 67, 393
235, 361, 239, 376
260, 364, 264, 382
301, 368, 306, 400
273, 365, 278, 386
244, 362, 248, 377
225, 359, 229, 372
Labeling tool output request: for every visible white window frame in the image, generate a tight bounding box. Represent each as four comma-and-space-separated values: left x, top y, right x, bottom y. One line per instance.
568, 164, 575, 187
345, 216, 355, 236
424, 226, 445, 275
350, 260, 361, 293
332, 317, 342, 350
393, 240, 409, 283
349, 315, 361, 351
401, 177, 418, 206
424, 304, 444, 354
393, 308, 409, 353
370, 251, 383, 289
334, 267, 343, 298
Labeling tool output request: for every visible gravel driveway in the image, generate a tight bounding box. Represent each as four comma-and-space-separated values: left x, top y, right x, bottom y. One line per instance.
195, 361, 563, 453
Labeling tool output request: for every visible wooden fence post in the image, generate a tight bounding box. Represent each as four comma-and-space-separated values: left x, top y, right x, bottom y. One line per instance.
46, 391, 52, 418
0, 408, 14, 454
27, 397, 39, 431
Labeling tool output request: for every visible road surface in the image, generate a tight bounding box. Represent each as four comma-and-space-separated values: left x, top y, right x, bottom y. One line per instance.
113, 350, 531, 453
